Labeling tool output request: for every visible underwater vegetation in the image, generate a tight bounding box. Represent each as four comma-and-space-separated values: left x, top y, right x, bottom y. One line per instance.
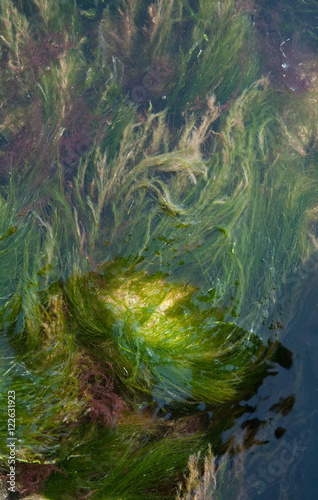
176, 445, 219, 500
0, 0, 318, 498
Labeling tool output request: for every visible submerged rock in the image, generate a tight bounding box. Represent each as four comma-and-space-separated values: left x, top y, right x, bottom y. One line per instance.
279, 38, 317, 94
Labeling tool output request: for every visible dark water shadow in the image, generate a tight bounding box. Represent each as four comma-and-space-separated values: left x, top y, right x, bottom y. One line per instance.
216, 271, 318, 500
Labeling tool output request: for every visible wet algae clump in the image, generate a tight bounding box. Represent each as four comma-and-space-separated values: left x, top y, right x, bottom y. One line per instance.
0, 0, 318, 498
65, 261, 278, 406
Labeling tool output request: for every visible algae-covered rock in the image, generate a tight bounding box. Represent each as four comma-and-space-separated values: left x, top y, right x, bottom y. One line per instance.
84, 263, 276, 406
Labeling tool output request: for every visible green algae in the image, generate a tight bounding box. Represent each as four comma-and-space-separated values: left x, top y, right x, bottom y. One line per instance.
63, 260, 278, 405
0, 0, 318, 498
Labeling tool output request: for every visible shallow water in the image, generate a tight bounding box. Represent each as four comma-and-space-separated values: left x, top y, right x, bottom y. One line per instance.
0, 1, 318, 499
218, 272, 318, 499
